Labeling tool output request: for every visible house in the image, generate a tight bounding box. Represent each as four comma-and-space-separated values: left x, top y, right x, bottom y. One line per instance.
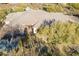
3, 8, 76, 34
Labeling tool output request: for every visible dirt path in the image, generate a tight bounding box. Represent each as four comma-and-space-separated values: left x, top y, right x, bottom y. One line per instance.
0, 12, 79, 39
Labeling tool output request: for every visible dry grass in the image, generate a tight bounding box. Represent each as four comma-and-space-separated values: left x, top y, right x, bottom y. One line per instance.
0, 22, 79, 56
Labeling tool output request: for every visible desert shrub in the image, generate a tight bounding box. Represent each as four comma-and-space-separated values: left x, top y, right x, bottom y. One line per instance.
43, 4, 64, 12
36, 21, 79, 55
37, 21, 79, 44
0, 5, 26, 21
0, 10, 6, 20
1, 21, 79, 56
0, 8, 14, 22
68, 3, 79, 9
13, 7, 25, 12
